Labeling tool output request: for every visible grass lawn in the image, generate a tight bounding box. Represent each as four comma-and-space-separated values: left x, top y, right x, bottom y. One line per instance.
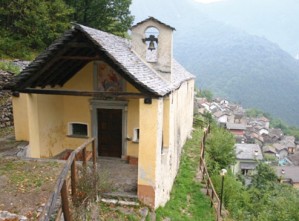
156, 128, 215, 221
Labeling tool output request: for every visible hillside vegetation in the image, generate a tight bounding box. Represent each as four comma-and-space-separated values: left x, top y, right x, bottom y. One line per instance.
0, 0, 133, 59
205, 123, 299, 221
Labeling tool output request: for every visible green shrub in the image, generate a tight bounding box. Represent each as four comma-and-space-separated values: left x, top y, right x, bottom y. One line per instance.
0, 61, 21, 74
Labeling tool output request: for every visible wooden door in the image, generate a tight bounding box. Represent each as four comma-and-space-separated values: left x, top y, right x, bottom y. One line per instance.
97, 109, 122, 157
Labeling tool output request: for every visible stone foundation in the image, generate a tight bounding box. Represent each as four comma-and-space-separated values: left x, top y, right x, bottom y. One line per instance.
138, 184, 155, 208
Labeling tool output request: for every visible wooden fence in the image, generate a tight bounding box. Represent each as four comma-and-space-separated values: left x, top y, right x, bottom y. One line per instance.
199, 125, 222, 221
39, 138, 96, 221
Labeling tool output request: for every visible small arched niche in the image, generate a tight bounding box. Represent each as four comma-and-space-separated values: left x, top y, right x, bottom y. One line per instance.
144, 27, 159, 63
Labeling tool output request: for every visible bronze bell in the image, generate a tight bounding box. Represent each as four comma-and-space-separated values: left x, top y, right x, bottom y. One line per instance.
148, 40, 156, 51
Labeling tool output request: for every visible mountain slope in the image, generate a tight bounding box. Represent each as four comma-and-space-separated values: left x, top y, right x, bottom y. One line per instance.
130, 0, 299, 126
197, 0, 299, 57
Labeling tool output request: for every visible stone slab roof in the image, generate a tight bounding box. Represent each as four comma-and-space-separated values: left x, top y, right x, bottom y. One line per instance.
273, 143, 287, 151
226, 122, 246, 130
213, 111, 229, 118
131, 17, 176, 31
9, 23, 194, 97
275, 166, 299, 183
236, 143, 263, 160
240, 162, 256, 170
79, 24, 174, 96
263, 145, 277, 154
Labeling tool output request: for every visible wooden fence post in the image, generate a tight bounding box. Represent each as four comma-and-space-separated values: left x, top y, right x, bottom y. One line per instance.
92, 140, 98, 201
82, 147, 87, 168
61, 180, 72, 221
206, 179, 209, 195
92, 140, 96, 171
71, 160, 77, 199
202, 142, 205, 159
211, 190, 214, 207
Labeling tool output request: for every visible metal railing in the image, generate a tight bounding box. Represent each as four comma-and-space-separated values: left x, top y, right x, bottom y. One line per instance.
39, 138, 96, 221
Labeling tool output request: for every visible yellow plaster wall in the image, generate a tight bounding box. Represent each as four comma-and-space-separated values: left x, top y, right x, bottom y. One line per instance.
163, 97, 170, 148
126, 82, 140, 93
12, 93, 29, 141
138, 99, 160, 186
62, 96, 91, 149
27, 94, 40, 158
43, 63, 93, 156
155, 79, 195, 207
26, 93, 64, 158
63, 62, 93, 91
25, 62, 93, 158
126, 99, 139, 157
122, 82, 141, 157
61, 62, 93, 150
36, 95, 64, 158
13, 61, 143, 158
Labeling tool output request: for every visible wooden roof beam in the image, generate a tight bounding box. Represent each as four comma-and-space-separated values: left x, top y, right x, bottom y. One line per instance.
15, 88, 157, 99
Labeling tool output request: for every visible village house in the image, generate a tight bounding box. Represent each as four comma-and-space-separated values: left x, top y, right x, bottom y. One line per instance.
8, 17, 195, 208
289, 151, 299, 166
262, 145, 277, 159
262, 135, 296, 160
213, 110, 229, 125
232, 143, 263, 176
281, 136, 296, 154
275, 166, 299, 189
257, 116, 270, 129
226, 122, 246, 136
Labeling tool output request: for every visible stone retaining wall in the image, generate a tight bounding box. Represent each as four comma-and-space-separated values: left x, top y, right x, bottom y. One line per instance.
0, 60, 30, 129
0, 70, 14, 128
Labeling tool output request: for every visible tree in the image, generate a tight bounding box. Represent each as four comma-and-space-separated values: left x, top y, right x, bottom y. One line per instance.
64, 0, 134, 37
245, 108, 265, 118
0, 0, 73, 58
197, 89, 213, 102
250, 162, 277, 189
205, 125, 236, 174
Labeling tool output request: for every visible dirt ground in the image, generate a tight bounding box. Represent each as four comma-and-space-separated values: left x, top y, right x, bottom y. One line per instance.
0, 158, 64, 220
0, 128, 64, 220
0, 128, 139, 220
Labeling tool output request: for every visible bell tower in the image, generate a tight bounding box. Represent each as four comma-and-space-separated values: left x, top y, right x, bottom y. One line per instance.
131, 17, 176, 81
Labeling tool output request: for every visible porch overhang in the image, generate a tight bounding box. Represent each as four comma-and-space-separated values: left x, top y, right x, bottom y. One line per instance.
7, 26, 165, 97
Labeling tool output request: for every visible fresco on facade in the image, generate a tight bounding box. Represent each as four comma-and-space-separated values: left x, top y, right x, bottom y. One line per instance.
97, 62, 123, 91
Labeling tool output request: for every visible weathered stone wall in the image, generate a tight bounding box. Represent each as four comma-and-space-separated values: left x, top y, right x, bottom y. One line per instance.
0, 70, 13, 128
0, 60, 30, 129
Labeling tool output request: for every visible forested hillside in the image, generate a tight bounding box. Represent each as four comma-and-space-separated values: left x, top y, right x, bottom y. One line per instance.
0, 0, 133, 59
131, 0, 299, 126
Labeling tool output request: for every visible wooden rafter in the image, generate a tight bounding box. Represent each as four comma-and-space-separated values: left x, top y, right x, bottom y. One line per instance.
16, 88, 157, 99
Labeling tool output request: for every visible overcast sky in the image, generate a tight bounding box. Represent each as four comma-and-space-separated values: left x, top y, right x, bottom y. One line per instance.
194, 0, 225, 4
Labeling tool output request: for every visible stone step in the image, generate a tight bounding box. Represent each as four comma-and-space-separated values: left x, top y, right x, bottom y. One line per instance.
101, 192, 139, 206
102, 191, 138, 200
101, 198, 139, 207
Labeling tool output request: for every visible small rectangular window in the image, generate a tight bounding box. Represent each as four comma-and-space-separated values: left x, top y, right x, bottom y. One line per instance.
132, 128, 139, 142
69, 123, 88, 137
